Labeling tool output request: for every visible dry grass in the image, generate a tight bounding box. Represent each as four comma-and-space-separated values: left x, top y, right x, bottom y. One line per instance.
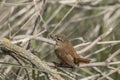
0, 0, 120, 80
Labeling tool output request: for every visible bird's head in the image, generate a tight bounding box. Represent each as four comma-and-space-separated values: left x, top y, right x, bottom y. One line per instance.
49, 34, 69, 44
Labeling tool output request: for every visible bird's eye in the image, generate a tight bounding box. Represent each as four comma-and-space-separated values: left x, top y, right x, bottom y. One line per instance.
57, 37, 64, 42
57, 38, 61, 41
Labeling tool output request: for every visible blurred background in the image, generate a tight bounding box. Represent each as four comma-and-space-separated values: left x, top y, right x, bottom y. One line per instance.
0, 0, 120, 80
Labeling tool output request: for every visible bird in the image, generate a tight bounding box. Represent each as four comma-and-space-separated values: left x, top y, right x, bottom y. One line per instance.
50, 34, 90, 68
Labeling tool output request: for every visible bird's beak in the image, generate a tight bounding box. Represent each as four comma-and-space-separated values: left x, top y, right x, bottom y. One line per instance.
49, 34, 55, 40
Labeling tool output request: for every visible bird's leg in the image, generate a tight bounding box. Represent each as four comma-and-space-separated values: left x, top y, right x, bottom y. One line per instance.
59, 62, 74, 68
52, 61, 61, 67
52, 61, 74, 68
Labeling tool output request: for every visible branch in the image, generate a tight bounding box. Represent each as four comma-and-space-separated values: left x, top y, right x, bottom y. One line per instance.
47, 61, 120, 68
77, 28, 113, 54
0, 38, 64, 80
78, 61, 120, 68
106, 48, 120, 62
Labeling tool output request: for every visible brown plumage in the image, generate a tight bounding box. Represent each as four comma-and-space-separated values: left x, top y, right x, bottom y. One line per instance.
50, 34, 90, 68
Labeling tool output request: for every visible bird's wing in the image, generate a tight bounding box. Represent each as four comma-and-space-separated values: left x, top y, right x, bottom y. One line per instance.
55, 48, 76, 67
64, 43, 79, 58
64, 44, 90, 64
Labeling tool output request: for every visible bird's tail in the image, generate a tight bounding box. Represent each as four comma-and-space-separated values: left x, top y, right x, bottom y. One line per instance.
74, 57, 90, 64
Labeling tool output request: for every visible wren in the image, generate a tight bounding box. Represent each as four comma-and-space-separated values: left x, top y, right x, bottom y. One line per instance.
50, 34, 90, 68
